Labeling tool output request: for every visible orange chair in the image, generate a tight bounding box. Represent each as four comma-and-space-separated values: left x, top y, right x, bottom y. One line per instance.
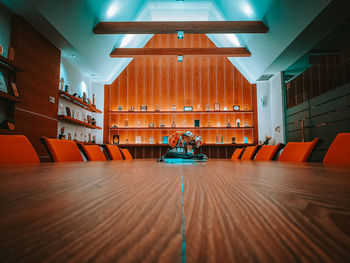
105, 145, 124, 160
120, 148, 133, 160
278, 138, 319, 162
0, 135, 39, 165
231, 148, 245, 160
255, 144, 282, 161
240, 146, 259, 161
323, 133, 350, 165
80, 144, 106, 161
41, 138, 83, 162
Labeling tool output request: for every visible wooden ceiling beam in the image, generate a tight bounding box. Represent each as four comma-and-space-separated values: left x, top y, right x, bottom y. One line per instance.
94, 21, 268, 34
110, 48, 251, 57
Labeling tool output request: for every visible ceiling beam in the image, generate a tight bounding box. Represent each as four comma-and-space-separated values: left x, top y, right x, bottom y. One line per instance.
94, 21, 268, 34
110, 48, 251, 57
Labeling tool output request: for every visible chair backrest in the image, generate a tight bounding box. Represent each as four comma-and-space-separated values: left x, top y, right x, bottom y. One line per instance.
240, 146, 258, 161
231, 148, 245, 160
120, 148, 133, 160
80, 144, 106, 161
105, 145, 123, 160
255, 144, 282, 161
0, 135, 40, 165
42, 138, 83, 162
278, 138, 319, 162
323, 133, 350, 165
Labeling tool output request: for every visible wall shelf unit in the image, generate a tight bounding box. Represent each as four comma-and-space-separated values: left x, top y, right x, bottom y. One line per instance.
0, 55, 23, 133
59, 91, 102, 113
109, 127, 253, 130
109, 110, 253, 114
0, 91, 23, 103
58, 115, 102, 130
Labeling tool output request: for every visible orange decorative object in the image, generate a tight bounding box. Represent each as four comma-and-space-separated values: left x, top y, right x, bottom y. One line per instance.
323, 133, 350, 165
168, 130, 203, 149
0, 135, 40, 165
254, 144, 282, 161
240, 146, 258, 161
43, 138, 83, 162
231, 148, 245, 160
278, 138, 319, 162
80, 145, 106, 161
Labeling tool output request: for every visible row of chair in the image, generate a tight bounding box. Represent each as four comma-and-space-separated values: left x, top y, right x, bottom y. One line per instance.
231, 133, 350, 165
0, 135, 133, 165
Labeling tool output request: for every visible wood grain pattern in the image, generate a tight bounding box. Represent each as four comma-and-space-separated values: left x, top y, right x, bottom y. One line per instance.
0, 161, 182, 262
10, 16, 61, 159
93, 21, 269, 34
182, 161, 350, 262
0, 160, 349, 262
105, 34, 257, 150
111, 48, 251, 57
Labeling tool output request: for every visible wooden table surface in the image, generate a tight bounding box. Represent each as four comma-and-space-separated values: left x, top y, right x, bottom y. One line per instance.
0, 160, 349, 263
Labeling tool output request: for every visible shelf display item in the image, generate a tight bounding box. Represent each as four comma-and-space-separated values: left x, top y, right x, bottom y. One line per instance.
233, 105, 240, 111
205, 104, 210, 111
224, 106, 227, 111
245, 121, 249, 127
129, 106, 135, 111
137, 119, 141, 127
118, 105, 122, 111
65, 107, 71, 117
244, 137, 249, 144
162, 136, 168, 144
149, 137, 154, 144
113, 134, 119, 144
83, 92, 87, 103
214, 103, 220, 111
158, 130, 208, 163
171, 121, 176, 128
149, 123, 154, 128
236, 118, 241, 127
140, 105, 147, 111
231, 137, 236, 144
124, 119, 129, 127
226, 118, 231, 127
10, 82, 20, 97
64, 85, 69, 93
58, 127, 65, 139
216, 135, 223, 144
160, 124, 165, 128
194, 119, 200, 127
135, 136, 141, 144
184, 106, 193, 111
171, 104, 176, 111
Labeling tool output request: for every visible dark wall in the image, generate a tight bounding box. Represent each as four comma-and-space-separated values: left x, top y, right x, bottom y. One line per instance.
10, 16, 61, 161
285, 55, 350, 161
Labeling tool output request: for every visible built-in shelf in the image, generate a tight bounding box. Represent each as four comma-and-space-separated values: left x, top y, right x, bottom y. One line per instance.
110, 110, 253, 114
0, 128, 21, 135
0, 55, 22, 71
59, 91, 102, 113
58, 115, 102, 130
0, 91, 22, 103
117, 143, 254, 147
109, 126, 253, 130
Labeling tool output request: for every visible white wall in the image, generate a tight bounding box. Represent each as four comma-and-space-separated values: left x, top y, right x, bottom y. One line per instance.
257, 73, 286, 145
58, 58, 104, 143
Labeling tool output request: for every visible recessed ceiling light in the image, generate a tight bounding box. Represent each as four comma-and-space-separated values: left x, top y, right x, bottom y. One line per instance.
107, 3, 119, 18
71, 55, 77, 59
242, 3, 254, 17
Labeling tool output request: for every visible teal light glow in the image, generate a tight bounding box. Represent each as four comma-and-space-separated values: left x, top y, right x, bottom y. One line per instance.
244, 137, 248, 144
80, 81, 87, 97
241, 2, 254, 17
106, 2, 120, 18
164, 159, 196, 164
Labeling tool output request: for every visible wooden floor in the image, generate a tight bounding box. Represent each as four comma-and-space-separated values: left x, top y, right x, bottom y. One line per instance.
0, 160, 349, 262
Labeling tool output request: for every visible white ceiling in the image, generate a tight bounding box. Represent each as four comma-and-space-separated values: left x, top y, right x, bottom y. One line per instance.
0, 0, 341, 84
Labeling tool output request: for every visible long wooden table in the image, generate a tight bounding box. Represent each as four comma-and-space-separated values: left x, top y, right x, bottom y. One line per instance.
0, 160, 349, 262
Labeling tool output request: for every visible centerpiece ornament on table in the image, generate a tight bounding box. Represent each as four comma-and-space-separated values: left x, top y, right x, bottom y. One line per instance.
158, 130, 208, 163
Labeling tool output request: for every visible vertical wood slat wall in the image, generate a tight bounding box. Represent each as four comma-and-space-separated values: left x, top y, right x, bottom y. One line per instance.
104, 34, 258, 157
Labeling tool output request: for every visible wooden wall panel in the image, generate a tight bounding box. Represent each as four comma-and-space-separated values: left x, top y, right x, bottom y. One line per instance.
10, 16, 61, 160
104, 34, 258, 158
